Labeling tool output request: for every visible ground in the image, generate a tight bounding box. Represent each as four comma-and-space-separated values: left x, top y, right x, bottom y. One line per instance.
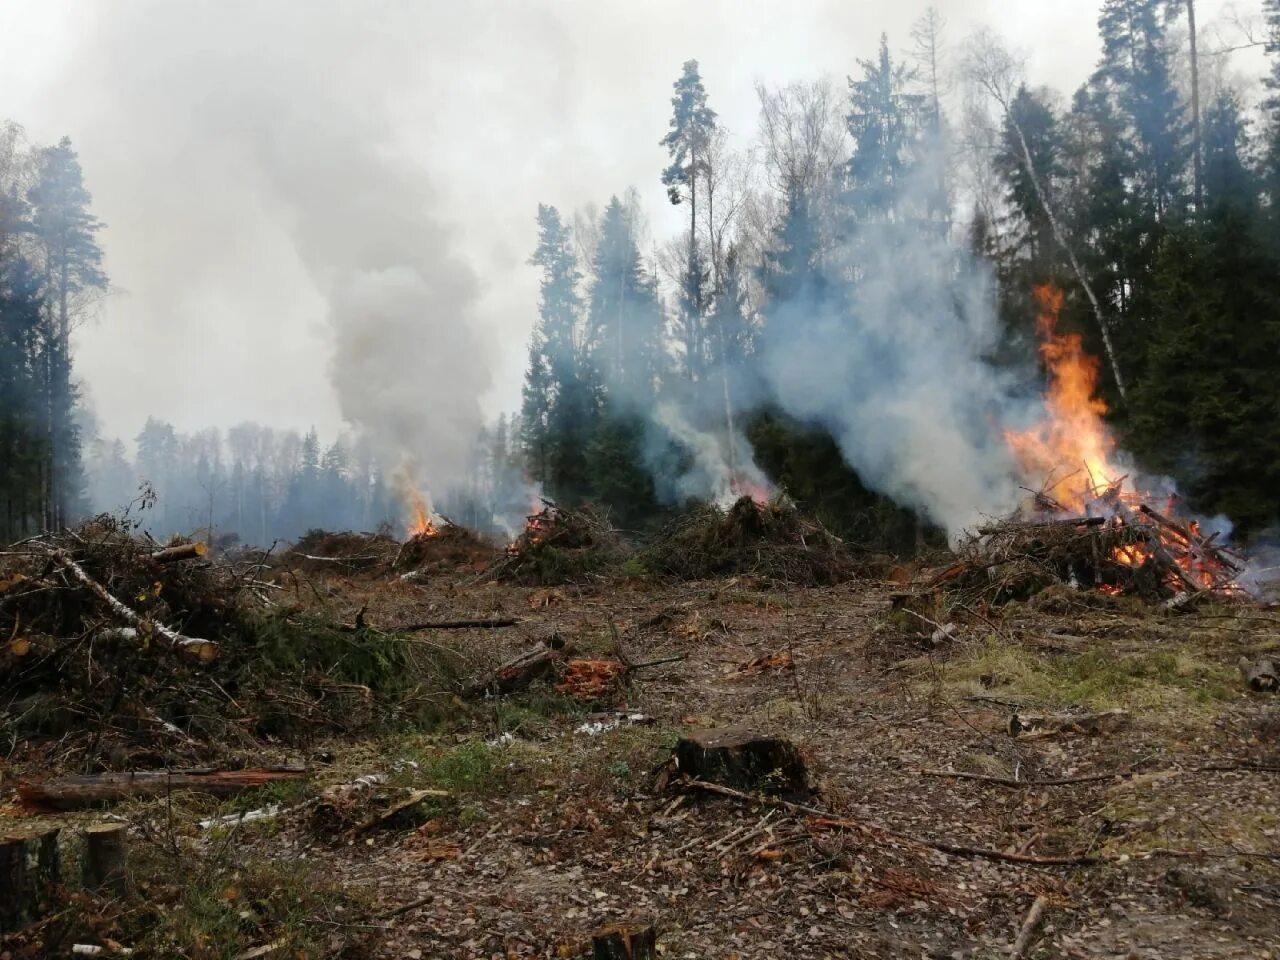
3, 567, 1279, 959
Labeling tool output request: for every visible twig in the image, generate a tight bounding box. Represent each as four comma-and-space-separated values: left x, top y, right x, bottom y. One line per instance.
680, 779, 1097, 866
396, 618, 521, 632
1010, 895, 1050, 958
627, 654, 687, 671
920, 768, 1138, 788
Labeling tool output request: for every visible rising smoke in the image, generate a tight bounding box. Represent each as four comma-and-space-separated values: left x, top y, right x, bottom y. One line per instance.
48, 0, 493, 509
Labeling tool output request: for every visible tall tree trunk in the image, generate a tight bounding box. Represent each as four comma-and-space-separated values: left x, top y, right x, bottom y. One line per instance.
1187, 0, 1203, 211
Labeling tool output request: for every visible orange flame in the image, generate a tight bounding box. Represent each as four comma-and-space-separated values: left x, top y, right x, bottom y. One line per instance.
406, 490, 438, 538
1005, 285, 1126, 512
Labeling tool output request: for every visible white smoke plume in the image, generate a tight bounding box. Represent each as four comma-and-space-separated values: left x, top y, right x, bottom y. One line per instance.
40, 0, 492, 509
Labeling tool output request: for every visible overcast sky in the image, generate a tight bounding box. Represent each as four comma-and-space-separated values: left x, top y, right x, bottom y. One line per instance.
0, 0, 1268, 447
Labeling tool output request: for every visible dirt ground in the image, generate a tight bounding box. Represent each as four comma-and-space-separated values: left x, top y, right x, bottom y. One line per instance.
4, 565, 1279, 959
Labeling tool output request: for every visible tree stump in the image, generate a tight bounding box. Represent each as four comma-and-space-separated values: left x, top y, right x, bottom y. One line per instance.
0, 828, 62, 932
675, 727, 807, 795
83, 823, 128, 897
592, 924, 656, 960
1239, 657, 1278, 693
0, 837, 28, 932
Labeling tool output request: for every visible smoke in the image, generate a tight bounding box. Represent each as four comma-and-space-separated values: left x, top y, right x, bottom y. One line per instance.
42, 0, 492, 507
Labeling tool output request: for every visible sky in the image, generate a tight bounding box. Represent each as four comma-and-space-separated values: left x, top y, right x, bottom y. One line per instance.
0, 0, 1269, 447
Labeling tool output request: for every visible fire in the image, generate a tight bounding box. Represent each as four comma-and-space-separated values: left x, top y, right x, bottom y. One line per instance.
406, 490, 438, 538
1004, 284, 1243, 597
1005, 285, 1124, 512
729, 474, 773, 507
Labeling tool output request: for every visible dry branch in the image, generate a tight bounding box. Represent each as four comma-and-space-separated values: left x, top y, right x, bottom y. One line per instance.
1010, 895, 1051, 958
45, 546, 218, 662
397, 617, 521, 632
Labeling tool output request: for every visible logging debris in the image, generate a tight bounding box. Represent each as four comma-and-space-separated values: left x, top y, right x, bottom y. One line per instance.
640, 497, 857, 585
490, 501, 628, 585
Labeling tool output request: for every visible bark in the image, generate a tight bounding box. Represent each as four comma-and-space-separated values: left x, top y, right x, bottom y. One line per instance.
1011, 895, 1051, 958
593, 925, 657, 960
83, 823, 128, 897
0, 837, 27, 932
675, 727, 807, 795
1187, 0, 1203, 211
463, 641, 572, 698
1238, 657, 1278, 693
19, 766, 308, 810
150, 542, 208, 564
45, 546, 218, 661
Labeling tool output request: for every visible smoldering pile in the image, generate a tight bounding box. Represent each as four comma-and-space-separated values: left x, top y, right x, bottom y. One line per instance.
283, 523, 499, 578
489, 501, 628, 585
0, 518, 421, 770
640, 496, 857, 586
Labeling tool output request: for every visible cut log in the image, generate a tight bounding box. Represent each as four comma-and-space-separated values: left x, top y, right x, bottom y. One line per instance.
592, 925, 657, 960
463, 641, 572, 698
150, 542, 208, 564
675, 727, 807, 795
0, 837, 28, 932
83, 823, 128, 897
1239, 657, 1278, 693
18, 765, 309, 811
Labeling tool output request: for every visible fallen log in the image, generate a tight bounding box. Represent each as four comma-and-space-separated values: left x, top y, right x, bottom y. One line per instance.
19, 765, 308, 811
44, 546, 218, 662
463, 640, 572, 698
150, 542, 208, 564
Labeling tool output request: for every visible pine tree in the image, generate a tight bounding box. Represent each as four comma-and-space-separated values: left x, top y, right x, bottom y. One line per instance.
661, 60, 718, 381
27, 137, 105, 529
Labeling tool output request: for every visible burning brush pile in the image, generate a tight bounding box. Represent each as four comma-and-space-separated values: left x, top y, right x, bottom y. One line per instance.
950, 286, 1247, 608
641, 496, 856, 586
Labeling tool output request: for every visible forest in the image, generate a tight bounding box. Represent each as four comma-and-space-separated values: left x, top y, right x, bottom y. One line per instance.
3, 0, 1280, 552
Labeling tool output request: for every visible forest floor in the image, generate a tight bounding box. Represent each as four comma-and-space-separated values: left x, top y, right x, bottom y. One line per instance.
4, 563, 1280, 959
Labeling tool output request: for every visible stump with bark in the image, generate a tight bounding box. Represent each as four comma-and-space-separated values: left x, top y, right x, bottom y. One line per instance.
83, 823, 128, 897
0, 827, 62, 933
592, 925, 657, 960
675, 727, 807, 795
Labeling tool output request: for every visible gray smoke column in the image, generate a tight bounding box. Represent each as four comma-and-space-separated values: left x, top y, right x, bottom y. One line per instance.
49, 0, 492, 507
760, 222, 1023, 536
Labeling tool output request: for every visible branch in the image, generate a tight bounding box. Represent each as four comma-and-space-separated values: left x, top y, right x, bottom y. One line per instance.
45, 547, 217, 661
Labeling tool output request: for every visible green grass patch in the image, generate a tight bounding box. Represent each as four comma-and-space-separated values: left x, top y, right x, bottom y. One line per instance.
942, 638, 1238, 713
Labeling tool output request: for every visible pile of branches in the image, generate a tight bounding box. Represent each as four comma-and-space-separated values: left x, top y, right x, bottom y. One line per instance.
393, 522, 498, 573
284, 528, 400, 574
640, 497, 856, 586
939, 508, 1244, 607
489, 501, 627, 585
1, 518, 420, 770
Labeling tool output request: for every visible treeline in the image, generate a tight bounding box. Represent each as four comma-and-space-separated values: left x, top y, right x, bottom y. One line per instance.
0, 124, 105, 541
80, 416, 528, 545
520, 1, 1280, 543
